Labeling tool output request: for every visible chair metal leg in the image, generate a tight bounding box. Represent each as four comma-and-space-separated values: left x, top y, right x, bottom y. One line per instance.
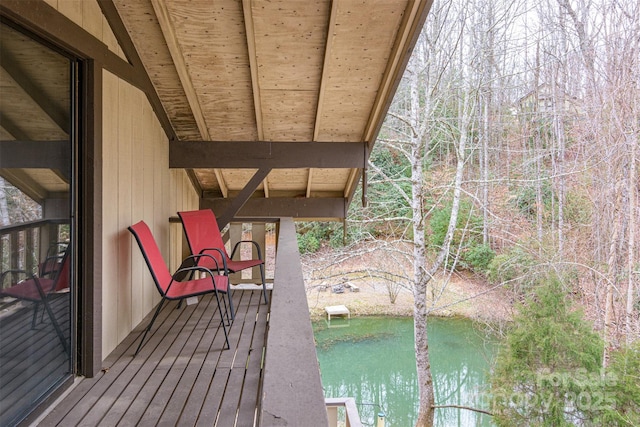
212, 292, 230, 350
40, 297, 69, 355
227, 285, 235, 321
259, 263, 268, 304
31, 302, 40, 329
135, 298, 166, 356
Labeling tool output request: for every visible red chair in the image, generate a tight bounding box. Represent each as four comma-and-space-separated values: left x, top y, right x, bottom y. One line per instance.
178, 209, 269, 320
0, 246, 70, 354
129, 221, 230, 355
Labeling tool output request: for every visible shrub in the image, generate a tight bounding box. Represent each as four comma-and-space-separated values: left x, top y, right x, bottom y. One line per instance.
486, 246, 537, 295
297, 232, 320, 254
466, 243, 495, 272
513, 181, 553, 219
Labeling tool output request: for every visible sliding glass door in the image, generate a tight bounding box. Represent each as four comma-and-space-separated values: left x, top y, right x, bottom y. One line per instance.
0, 21, 76, 426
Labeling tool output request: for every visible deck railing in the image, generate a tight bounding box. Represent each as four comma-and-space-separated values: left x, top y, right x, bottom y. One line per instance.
0, 219, 68, 288
259, 217, 330, 426
168, 215, 362, 426
326, 398, 365, 427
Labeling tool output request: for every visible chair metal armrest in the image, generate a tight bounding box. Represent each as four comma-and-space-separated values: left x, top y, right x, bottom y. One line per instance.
197, 247, 229, 273
230, 240, 263, 261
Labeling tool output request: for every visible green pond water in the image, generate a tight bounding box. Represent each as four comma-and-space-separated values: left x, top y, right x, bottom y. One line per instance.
313, 316, 498, 427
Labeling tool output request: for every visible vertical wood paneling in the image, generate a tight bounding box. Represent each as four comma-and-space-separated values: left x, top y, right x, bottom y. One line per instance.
102, 71, 119, 356
130, 89, 145, 328
57, 0, 82, 24
116, 79, 133, 343
142, 99, 156, 316
82, 0, 103, 41
99, 76, 198, 358
155, 116, 167, 307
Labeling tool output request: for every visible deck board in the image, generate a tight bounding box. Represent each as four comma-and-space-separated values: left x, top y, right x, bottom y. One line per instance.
38, 289, 270, 427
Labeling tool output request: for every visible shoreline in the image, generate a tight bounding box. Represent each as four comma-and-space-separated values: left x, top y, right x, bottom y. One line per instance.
306, 278, 512, 325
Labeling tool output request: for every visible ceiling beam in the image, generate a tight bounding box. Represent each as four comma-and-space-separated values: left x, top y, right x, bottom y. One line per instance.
0, 0, 137, 86
0, 169, 47, 203
99, 0, 177, 141
202, 197, 347, 220
306, 169, 313, 198
0, 116, 29, 141
0, 140, 70, 174
214, 170, 229, 198
242, 0, 264, 140
312, 0, 339, 141
150, 0, 209, 140
0, 51, 69, 133
170, 140, 367, 169
0, 66, 67, 136
363, 0, 434, 147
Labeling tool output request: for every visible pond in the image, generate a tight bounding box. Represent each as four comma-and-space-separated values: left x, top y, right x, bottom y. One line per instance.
313, 316, 498, 426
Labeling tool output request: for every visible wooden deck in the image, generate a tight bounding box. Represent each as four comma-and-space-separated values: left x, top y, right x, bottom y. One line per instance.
38, 289, 270, 426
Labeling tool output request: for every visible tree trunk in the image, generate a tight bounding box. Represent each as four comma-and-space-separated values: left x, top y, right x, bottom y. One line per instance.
409, 46, 436, 426
0, 177, 10, 226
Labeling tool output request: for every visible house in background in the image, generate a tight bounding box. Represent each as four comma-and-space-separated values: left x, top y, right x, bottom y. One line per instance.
0, 1, 431, 425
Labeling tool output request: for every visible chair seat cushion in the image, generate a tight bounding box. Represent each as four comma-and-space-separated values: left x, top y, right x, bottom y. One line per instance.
0, 278, 55, 302
226, 259, 263, 273
165, 275, 229, 300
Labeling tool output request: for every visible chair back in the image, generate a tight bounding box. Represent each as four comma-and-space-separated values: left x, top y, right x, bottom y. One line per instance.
178, 209, 228, 265
129, 221, 173, 295
54, 248, 71, 291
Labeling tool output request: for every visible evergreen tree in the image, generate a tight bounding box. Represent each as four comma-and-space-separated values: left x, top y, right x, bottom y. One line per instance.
490, 277, 603, 426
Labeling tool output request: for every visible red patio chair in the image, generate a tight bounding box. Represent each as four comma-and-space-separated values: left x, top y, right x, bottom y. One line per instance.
178, 209, 269, 320
0, 245, 70, 354
129, 220, 230, 355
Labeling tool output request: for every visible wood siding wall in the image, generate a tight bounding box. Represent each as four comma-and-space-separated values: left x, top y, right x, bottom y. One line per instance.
101, 72, 198, 357
42, 0, 126, 60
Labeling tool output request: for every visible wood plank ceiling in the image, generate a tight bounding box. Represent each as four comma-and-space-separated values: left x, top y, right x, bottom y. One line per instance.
114, 0, 431, 220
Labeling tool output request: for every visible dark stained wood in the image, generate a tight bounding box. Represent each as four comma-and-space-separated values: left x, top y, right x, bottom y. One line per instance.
38, 289, 270, 427
98, 0, 178, 142
217, 168, 272, 230
79, 59, 103, 378
202, 197, 347, 220
0, 140, 70, 173
169, 140, 367, 169
0, 1, 135, 84
259, 218, 328, 426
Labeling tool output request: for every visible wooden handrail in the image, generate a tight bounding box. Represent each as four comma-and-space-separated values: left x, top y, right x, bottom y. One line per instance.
0, 218, 68, 234
260, 217, 328, 426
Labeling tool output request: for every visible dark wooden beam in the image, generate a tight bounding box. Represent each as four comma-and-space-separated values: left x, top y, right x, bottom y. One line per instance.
170, 141, 368, 169
216, 168, 272, 230
0, 169, 47, 203
0, 51, 69, 133
0, 140, 70, 173
202, 197, 347, 220
0, 1, 136, 84
0, 115, 29, 141
98, 1, 177, 141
